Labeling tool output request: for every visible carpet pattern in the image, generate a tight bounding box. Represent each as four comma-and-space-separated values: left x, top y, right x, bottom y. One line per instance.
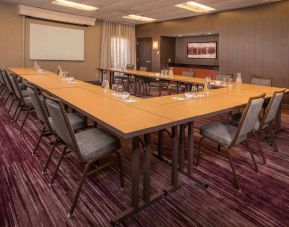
1, 94, 289, 227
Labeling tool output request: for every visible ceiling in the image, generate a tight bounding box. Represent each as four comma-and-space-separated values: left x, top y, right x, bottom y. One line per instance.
0, 0, 282, 24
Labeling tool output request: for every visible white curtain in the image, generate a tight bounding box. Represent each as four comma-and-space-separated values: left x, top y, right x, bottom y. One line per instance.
100, 21, 136, 69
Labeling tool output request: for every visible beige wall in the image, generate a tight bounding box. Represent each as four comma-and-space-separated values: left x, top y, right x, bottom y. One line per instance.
136, 1, 289, 88
0, 2, 24, 68
0, 2, 102, 81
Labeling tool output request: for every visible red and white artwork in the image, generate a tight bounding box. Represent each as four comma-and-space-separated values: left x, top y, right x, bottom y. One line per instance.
187, 42, 217, 59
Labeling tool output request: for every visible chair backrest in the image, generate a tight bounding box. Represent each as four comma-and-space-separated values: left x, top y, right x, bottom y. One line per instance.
232, 93, 265, 145
216, 74, 233, 81
26, 84, 53, 132
44, 94, 81, 159
126, 64, 134, 70
9, 74, 24, 101
182, 71, 195, 77
251, 76, 272, 87
0, 69, 5, 85
139, 66, 148, 71
2, 70, 14, 93
261, 90, 285, 127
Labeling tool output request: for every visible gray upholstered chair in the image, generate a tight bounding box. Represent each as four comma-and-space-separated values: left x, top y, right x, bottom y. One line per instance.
197, 93, 266, 190
44, 94, 123, 217
251, 76, 272, 87
0, 69, 9, 100
230, 90, 285, 153
216, 74, 234, 81
182, 71, 195, 91
139, 66, 148, 71
8, 74, 34, 130
26, 84, 87, 157
2, 70, 16, 105
0, 68, 6, 96
114, 64, 135, 91
148, 69, 171, 96
182, 71, 195, 77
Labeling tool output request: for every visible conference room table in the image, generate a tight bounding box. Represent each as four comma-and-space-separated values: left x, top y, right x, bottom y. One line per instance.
8, 67, 286, 224
97, 67, 210, 95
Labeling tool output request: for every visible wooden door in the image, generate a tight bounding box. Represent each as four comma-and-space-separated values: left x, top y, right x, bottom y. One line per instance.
136, 38, 152, 71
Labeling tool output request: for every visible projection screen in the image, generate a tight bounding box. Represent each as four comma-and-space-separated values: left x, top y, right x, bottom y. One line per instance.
30, 23, 84, 61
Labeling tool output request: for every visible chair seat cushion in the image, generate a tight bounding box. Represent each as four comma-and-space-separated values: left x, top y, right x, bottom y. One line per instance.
75, 128, 120, 161
48, 113, 86, 131
200, 122, 243, 146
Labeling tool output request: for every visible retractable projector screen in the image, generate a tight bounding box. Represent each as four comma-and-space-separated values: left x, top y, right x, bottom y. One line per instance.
30, 23, 84, 61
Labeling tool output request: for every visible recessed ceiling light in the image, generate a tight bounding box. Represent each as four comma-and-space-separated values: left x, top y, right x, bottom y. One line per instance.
176, 1, 215, 13
52, 0, 98, 11
123, 15, 156, 22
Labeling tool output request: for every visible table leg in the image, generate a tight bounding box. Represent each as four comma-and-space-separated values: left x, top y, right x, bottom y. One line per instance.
131, 137, 140, 209
111, 134, 170, 225
109, 71, 113, 89
187, 122, 193, 175
184, 122, 208, 188
172, 126, 179, 189
179, 124, 185, 171
158, 130, 164, 159
143, 134, 151, 203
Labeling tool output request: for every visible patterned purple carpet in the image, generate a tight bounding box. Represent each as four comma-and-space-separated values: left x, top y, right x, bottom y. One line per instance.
1, 95, 289, 227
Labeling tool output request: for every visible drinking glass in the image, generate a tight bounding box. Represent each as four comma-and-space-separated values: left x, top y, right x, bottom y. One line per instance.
191, 85, 198, 96
112, 84, 118, 96
198, 86, 204, 97
117, 85, 123, 96
222, 77, 227, 86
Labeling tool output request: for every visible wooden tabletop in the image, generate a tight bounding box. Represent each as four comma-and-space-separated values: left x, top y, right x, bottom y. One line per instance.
8, 67, 55, 75
12, 67, 287, 138
98, 67, 207, 84
46, 87, 175, 138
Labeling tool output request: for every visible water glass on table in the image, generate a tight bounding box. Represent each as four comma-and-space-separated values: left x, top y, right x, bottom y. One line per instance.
117, 85, 123, 97
112, 84, 118, 96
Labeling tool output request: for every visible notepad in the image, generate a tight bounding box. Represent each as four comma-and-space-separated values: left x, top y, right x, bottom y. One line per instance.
172, 96, 185, 101
125, 98, 138, 103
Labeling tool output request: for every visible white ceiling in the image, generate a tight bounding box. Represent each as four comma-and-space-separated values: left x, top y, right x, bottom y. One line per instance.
0, 0, 282, 24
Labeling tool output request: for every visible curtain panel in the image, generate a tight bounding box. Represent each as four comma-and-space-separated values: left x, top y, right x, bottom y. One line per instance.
100, 21, 136, 69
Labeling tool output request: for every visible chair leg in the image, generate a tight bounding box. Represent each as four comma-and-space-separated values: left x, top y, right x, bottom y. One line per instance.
244, 140, 259, 172
268, 125, 278, 152
32, 127, 47, 156
11, 102, 21, 120
196, 137, 205, 166
49, 146, 67, 185
67, 162, 91, 218
14, 105, 23, 122
4, 93, 11, 105
42, 137, 60, 174
115, 151, 124, 188
8, 98, 15, 112
20, 108, 32, 131
225, 148, 240, 190
254, 132, 266, 164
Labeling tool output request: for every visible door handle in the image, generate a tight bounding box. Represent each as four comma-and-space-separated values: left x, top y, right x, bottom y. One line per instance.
146, 60, 151, 63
